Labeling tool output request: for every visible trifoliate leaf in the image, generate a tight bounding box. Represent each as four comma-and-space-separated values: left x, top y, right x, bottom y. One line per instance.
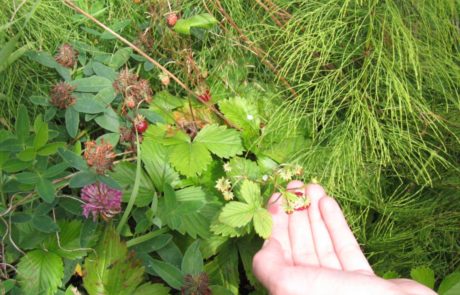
239, 180, 261, 207
219, 201, 254, 227
410, 266, 435, 289
169, 141, 211, 177
253, 208, 272, 239
17, 249, 64, 295
194, 124, 243, 158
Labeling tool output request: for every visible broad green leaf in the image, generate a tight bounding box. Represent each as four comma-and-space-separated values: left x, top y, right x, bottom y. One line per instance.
58, 148, 88, 170
209, 285, 233, 295
26, 51, 59, 68
71, 76, 112, 92
174, 13, 218, 35
83, 227, 144, 295
17, 249, 64, 295
0, 279, 15, 293
239, 179, 262, 206
29, 95, 50, 106
32, 214, 60, 233
253, 208, 272, 239
94, 87, 116, 104
95, 108, 121, 132
141, 139, 180, 191
45, 221, 87, 259
410, 266, 435, 289
65, 107, 79, 138
146, 258, 184, 290
237, 236, 265, 288
219, 201, 254, 227
2, 159, 31, 173
205, 243, 239, 294
181, 240, 203, 276
16, 104, 29, 143
169, 141, 212, 177
73, 93, 106, 113
69, 170, 97, 188
17, 148, 36, 162
37, 177, 55, 203
92, 62, 117, 81
152, 91, 183, 110
11, 212, 32, 223
134, 283, 170, 295
218, 96, 260, 133
37, 142, 66, 156
131, 234, 172, 253
107, 47, 132, 69
194, 124, 243, 158
33, 120, 49, 150
96, 132, 120, 147
59, 197, 83, 215
15, 172, 39, 184
438, 272, 460, 295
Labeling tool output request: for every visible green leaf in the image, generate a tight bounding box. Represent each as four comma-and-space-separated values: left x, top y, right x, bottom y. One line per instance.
65, 107, 79, 138
15, 172, 39, 184
170, 141, 212, 177
218, 96, 260, 132
97, 132, 119, 147
219, 201, 254, 227
194, 124, 243, 158
209, 285, 233, 295
239, 179, 262, 206
253, 208, 272, 239
29, 95, 50, 106
174, 13, 218, 35
92, 62, 118, 81
100, 20, 131, 39
71, 76, 112, 92
69, 170, 97, 188
17, 148, 36, 162
182, 240, 203, 276
2, 159, 31, 173
44, 221, 87, 259
37, 142, 66, 156
94, 87, 117, 104
146, 258, 184, 290
0, 279, 15, 293
95, 108, 121, 132
134, 283, 170, 295
16, 104, 30, 143
17, 249, 64, 295
438, 272, 460, 295
73, 93, 107, 113
383, 271, 400, 279
58, 148, 88, 170
131, 234, 172, 253
32, 214, 60, 233
37, 177, 55, 203
26, 51, 59, 68
33, 120, 49, 150
107, 47, 132, 69
410, 266, 435, 289
83, 227, 144, 295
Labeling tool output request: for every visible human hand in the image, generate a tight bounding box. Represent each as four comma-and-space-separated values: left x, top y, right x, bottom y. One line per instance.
252, 181, 436, 295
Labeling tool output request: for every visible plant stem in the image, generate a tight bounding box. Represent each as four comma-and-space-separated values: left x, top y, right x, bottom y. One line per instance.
116, 132, 142, 234
126, 227, 169, 248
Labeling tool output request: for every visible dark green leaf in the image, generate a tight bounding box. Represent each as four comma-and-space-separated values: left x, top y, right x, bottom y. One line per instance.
32, 215, 59, 233
2, 159, 32, 173
43, 162, 69, 178
65, 107, 79, 138
15, 172, 39, 184
29, 95, 50, 106
69, 171, 97, 188
73, 93, 107, 113
59, 197, 83, 215
71, 76, 112, 92
94, 108, 121, 132
132, 234, 173, 253
92, 62, 117, 81
100, 20, 131, 40
11, 213, 32, 223
37, 142, 66, 156
33, 120, 49, 150
181, 240, 203, 276
146, 258, 184, 290
26, 51, 59, 68
134, 283, 170, 295
107, 47, 132, 69
58, 148, 88, 170
37, 177, 56, 203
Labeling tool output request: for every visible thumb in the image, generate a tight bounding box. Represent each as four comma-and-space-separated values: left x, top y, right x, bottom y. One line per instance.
253, 238, 288, 289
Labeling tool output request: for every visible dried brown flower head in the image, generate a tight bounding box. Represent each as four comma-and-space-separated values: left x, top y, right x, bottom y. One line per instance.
49, 82, 76, 109
113, 69, 153, 107
55, 43, 78, 68
83, 139, 116, 174
181, 273, 211, 295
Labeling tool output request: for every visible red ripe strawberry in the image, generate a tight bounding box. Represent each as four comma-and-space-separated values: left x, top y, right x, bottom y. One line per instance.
166, 13, 178, 27
198, 89, 211, 102
133, 115, 148, 134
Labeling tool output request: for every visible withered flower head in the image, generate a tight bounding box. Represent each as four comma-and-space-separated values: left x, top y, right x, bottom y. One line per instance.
113, 68, 139, 94
181, 273, 211, 295
113, 69, 153, 106
134, 79, 153, 103
55, 43, 78, 68
83, 139, 116, 174
50, 82, 76, 109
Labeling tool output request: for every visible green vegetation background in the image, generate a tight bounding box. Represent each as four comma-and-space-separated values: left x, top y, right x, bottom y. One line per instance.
1, 0, 458, 282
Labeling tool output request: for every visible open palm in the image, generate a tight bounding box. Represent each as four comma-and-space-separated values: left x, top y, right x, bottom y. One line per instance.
253, 181, 436, 295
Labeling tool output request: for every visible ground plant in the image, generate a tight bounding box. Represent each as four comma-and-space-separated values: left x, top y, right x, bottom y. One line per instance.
0, 0, 459, 294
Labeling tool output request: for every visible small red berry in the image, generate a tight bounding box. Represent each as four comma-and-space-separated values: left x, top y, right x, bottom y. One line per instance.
198, 89, 211, 102
125, 97, 136, 108
166, 13, 178, 27
135, 120, 148, 133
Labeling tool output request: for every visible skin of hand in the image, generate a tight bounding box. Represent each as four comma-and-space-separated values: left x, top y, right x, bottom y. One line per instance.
252, 181, 436, 295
